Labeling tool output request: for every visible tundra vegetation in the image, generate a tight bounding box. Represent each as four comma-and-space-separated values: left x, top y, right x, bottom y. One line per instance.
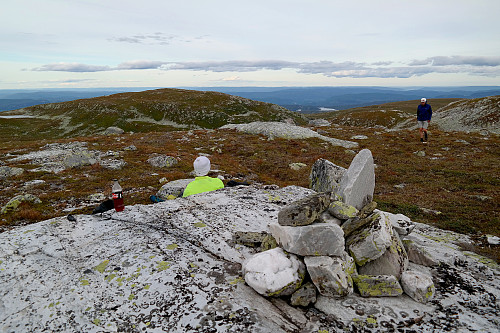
0, 90, 498, 262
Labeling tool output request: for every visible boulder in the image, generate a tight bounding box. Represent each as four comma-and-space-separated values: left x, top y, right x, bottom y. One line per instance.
351, 135, 369, 140
242, 248, 305, 297
277, 192, 330, 227
352, 275, 403, 297
346, 212, 393, 266
270, 223, 345, 257
290, 282, 317, 307
328, 201, 358, 220
289, 162, 307, 171
336, 149, 375, 210
309, 158, 346, 193
1, 194, 42, 214
0, 166, 24, 178
308, 119, 331, 127
358, 229, 409, 280
123, 145, 137, 151
305, 256, 354, 298
147, 155, 179, 168
99, 158, 127, 170
156, 178, 194, 200
23, 180, 46, 187
103, 126, 124, 135
62, 151, 98, 169
380, 210, 416, 236
401, 270, 435, 303
403, 240, 439, 267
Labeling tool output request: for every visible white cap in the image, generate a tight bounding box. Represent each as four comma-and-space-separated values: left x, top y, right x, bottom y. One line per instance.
193, 156, 210, 176
421, 98, 427, 103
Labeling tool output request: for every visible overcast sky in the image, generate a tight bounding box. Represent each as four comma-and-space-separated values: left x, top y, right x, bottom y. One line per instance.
1, 0, 500, 89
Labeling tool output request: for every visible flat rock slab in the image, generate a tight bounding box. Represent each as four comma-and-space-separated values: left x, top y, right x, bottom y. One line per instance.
221, 121, 358, 148
0, 185, 499, 332
0, 185, 315, 333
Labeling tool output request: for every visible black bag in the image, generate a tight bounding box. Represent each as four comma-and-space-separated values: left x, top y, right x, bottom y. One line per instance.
226, 180, 250, 187
92, 199, 114, 214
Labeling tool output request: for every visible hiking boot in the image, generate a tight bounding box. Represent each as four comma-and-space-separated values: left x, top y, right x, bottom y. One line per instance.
424, 132, 428, 141
420, 138, 424, 143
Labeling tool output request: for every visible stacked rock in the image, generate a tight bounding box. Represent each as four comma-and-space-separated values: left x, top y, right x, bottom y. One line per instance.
242, 149, 436, 307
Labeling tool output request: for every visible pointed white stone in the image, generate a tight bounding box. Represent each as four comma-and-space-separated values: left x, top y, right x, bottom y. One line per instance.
337, 149, 375, 210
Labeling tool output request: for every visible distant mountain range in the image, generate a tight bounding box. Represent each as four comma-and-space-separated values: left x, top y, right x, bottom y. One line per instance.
1, 86, 499, 113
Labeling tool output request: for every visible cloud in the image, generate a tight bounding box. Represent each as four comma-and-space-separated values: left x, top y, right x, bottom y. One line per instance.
32, 63, 111, 72
109, 32, 205, 45
109, 32, 177, 45
31, 56, 500, 79
116, 61, 166, 70
165, 60, 297, 72
409, 56, 500, 67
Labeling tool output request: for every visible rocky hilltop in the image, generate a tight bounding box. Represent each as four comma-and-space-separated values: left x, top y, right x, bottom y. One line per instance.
0, 88, 307, 139
432, 95, 500, 134
1, 150, 498, 332
312, 95, 500, 134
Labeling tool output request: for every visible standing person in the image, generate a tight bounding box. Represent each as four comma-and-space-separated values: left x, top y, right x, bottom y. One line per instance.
417, 98, 432, 143
182, 156, 224, 197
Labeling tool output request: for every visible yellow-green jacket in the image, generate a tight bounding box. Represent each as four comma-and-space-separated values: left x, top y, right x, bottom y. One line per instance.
182, 176, 224, 197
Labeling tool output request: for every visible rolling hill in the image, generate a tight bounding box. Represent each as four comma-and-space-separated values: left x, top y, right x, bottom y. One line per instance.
0, 88, 307, 140
310, 96, 500, 134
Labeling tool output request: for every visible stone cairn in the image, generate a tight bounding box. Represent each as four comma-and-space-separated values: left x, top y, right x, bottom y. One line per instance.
242, 149, 436, 306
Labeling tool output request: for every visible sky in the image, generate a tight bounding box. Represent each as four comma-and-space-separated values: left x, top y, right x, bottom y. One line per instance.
1, 0, 500, 89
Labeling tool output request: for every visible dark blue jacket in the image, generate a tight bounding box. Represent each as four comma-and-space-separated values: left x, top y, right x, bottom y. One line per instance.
417, 103, 432, 121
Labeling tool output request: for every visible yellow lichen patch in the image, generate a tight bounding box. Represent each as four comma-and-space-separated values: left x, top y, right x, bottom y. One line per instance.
463, 251, 499, 269
193, 222, 206, 227
94, 260, 110, 273
105, 274, 116, 282
156, 261, 171, 271
93, 318, 101, 326
166, 244, 178, 250
267, 194, 281, 202
229, 277, 244, 285
80, 279, 90, 286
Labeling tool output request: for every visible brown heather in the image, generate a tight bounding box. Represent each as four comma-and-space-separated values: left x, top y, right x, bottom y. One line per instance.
0, 99, 499, 262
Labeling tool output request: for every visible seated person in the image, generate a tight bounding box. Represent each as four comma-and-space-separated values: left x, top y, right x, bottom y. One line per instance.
182, 156, 224, 197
